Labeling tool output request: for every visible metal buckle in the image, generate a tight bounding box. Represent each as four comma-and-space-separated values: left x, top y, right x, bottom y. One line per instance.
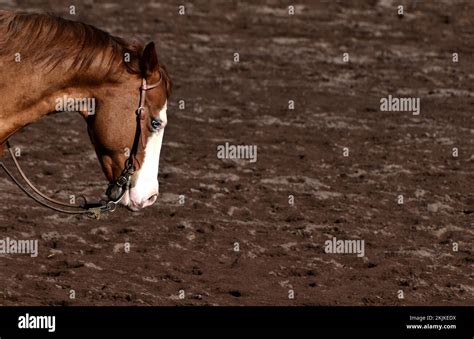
117, 175, 128, 187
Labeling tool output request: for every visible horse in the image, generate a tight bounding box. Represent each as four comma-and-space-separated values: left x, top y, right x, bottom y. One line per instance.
0, 11, 172, 214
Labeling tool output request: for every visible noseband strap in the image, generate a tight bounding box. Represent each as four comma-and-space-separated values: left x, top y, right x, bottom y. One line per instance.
0, 75, 162, 219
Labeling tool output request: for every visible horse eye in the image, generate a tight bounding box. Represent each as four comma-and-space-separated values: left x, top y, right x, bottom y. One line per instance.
151, 118, 162, 130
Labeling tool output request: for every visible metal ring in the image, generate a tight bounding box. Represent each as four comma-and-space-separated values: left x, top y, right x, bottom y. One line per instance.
106, 201, 117, 212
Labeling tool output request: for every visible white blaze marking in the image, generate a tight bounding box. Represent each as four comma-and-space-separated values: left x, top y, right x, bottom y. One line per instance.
129, 101, 167, 208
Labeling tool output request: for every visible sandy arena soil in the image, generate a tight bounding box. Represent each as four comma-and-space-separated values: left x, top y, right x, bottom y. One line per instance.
0, 0, 473, 305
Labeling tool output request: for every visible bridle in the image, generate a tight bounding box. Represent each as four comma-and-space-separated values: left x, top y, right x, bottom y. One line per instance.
0, 75, 162, 219
0, 76, 162, 218
104, 76, 162, 209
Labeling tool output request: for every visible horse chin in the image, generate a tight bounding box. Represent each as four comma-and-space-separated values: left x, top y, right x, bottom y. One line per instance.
127, 205, 142, 212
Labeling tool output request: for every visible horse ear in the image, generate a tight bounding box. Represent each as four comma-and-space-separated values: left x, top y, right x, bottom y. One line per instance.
141, 42, 159, 77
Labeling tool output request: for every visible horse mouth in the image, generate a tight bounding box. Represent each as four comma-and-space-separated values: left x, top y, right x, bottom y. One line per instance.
117, 190, 158, 211
116, 189, 134, 210
126, 205, 141, 212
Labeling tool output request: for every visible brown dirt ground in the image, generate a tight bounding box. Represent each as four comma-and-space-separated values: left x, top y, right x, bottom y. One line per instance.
0, 0, 473, 305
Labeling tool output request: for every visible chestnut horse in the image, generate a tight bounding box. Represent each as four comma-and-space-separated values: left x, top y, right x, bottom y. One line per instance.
0, 11, 172, 213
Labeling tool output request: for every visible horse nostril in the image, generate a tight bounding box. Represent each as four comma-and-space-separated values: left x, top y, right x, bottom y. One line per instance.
147, 194, 158, 203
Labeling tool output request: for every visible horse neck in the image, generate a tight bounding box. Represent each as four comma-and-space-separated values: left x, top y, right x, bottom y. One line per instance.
0, 62, 96, 144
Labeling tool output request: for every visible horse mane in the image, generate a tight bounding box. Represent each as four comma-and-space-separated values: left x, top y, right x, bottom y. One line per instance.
0, 11, 172, 97
0, 11, 154, 80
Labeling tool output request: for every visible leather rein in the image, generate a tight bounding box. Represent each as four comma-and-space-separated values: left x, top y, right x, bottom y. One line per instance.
0, 76, 162, 219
